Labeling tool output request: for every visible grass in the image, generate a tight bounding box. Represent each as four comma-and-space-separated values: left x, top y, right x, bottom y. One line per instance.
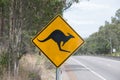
0, 53, 55, 80
111, 52, 120, 56
19, 53, 56, 80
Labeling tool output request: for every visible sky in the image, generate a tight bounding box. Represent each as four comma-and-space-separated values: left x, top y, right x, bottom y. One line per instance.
63, 0, 120, 38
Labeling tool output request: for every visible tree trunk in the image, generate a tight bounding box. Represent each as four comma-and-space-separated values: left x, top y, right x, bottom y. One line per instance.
0, 4, 4, 41
14, 0, 23, 79
8, 0, 14, 79
8, 0, 23, 79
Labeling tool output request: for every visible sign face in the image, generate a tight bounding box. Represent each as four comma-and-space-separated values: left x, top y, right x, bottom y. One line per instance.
32, 15, 84, 67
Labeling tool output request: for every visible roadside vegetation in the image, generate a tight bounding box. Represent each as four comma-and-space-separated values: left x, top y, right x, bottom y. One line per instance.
77, 9, 120, 56
0, 0, 80, 80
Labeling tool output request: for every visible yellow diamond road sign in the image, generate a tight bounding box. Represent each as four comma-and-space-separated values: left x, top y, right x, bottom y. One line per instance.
32, 15, 84, 67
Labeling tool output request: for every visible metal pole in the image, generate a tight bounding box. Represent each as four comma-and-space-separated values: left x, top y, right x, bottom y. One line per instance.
56, 68, 60, 80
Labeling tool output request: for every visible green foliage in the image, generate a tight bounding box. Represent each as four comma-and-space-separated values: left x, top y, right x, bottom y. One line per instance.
0, 52, 8, 68
78, 9, 120, 55
116, 9, 120, 20
0, 0, 9, 6
0, 52, 8, 76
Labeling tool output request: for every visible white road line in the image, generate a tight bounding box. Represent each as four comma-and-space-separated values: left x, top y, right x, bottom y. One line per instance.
71, 58, 107, 80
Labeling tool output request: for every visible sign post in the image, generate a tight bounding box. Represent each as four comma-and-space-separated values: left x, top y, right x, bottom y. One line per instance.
56, 68, 60, 80
32, 15, 84, 79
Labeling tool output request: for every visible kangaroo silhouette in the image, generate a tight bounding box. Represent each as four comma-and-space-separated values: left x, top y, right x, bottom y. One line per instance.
37, 29, 74, 53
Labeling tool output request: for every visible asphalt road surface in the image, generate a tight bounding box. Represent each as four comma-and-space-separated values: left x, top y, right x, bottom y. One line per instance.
61, 56, 120, 80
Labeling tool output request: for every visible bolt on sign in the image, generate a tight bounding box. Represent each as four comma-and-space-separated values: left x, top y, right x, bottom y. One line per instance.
32, 15, 84, 67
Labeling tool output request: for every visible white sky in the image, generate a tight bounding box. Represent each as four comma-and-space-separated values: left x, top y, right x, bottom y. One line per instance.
63, 0, 120, 38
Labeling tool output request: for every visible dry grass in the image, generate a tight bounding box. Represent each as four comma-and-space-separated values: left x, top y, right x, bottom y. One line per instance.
0, 53, 55, 80
19, 53, 55, 80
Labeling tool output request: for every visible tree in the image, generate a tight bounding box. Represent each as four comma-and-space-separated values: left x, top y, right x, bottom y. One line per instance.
116, 9, 120, 21
78, 8, 120, 55
1, 0, 79, 79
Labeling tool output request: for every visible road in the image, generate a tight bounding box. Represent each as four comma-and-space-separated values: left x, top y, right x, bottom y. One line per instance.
61, 56, 120, 80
